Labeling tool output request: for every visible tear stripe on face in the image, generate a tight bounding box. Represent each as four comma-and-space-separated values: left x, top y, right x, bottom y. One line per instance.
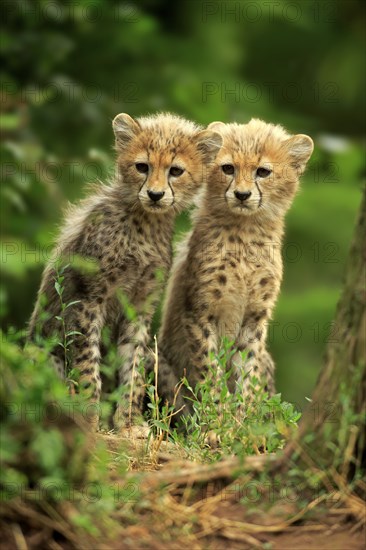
254, 180, 263, 208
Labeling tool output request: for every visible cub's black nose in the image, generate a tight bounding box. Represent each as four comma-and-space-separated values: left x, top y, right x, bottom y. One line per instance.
234, 190, 251, 202
147, 190, 165, 202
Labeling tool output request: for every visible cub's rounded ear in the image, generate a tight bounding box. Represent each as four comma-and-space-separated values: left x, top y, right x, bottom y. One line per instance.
112, 113, 140, 148
195, 130, 223, 162
207, 121, 226, 132
285, 134, 314, 168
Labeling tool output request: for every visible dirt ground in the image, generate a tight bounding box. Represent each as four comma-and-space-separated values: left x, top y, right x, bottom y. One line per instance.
99, 433, 366, 550
1, 432, 364, 549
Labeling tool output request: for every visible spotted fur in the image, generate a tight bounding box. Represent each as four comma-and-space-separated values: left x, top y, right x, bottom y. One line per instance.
28, 112, 222, 430
157, 118, 314, 420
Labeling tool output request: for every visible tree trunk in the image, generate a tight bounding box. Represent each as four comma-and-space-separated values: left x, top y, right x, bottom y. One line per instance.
286, 185, 366, 474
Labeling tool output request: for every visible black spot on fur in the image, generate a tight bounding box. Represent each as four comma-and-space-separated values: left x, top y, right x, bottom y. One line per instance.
185, 295, 193, 311
78, 353, 91, 363
73, 274, 88, 297
254, 310, 267, 322
218, 274, 227, 285
80, 367, 93, 375
190, 340, 200, 353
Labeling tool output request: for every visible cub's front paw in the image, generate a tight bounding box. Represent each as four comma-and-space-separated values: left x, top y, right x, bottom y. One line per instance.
205, 430, 221, 449
126, 423, 150, 440
116, 420, 150, 440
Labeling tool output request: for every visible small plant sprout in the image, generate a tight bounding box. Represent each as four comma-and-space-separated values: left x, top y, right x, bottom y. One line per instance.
53, 263, 82, 391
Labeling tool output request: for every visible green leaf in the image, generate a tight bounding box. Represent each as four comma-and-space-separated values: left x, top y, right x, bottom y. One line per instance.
65, 300, 81, 309
153, 420, 168, 431
58, 265, 70, 275
54, 281, 63, 296
30, 429, 65, 473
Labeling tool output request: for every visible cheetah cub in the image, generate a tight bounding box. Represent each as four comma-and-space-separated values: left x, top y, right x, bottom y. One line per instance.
157, 118, 313, 421
29, 112, 222, 431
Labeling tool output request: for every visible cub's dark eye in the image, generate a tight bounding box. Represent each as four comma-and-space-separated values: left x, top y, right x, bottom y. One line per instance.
222, 164, 235, 175
136, 163, 149, 174
169, 166, 184, 177
256, 167, 272, 178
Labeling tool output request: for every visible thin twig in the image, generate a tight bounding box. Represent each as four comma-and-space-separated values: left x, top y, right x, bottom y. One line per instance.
128, 354, 138, 429
11, 523, 28, 550
153, 335, 159, 429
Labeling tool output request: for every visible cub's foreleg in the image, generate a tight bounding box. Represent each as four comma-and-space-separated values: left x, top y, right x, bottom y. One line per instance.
231, 312, 276, 397
113, 270, 163, 430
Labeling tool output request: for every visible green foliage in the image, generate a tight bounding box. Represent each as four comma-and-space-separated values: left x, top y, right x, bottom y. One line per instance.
52, 263, 82, 379
0, 328, 133, 538
147, 339, 301, 462
0, 330, 89, 500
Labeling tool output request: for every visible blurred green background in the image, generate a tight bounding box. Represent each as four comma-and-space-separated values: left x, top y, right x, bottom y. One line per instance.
1, 0, 365, 410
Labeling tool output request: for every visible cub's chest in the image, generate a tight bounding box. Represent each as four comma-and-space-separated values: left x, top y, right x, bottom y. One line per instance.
116, 228, 170, 283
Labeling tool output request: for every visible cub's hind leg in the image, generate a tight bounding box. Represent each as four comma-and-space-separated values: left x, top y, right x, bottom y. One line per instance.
60, 300, 106, 430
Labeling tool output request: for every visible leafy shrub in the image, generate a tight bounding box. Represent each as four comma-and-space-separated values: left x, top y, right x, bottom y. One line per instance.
0, 330, 92, 501
147, 339, 301, 462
